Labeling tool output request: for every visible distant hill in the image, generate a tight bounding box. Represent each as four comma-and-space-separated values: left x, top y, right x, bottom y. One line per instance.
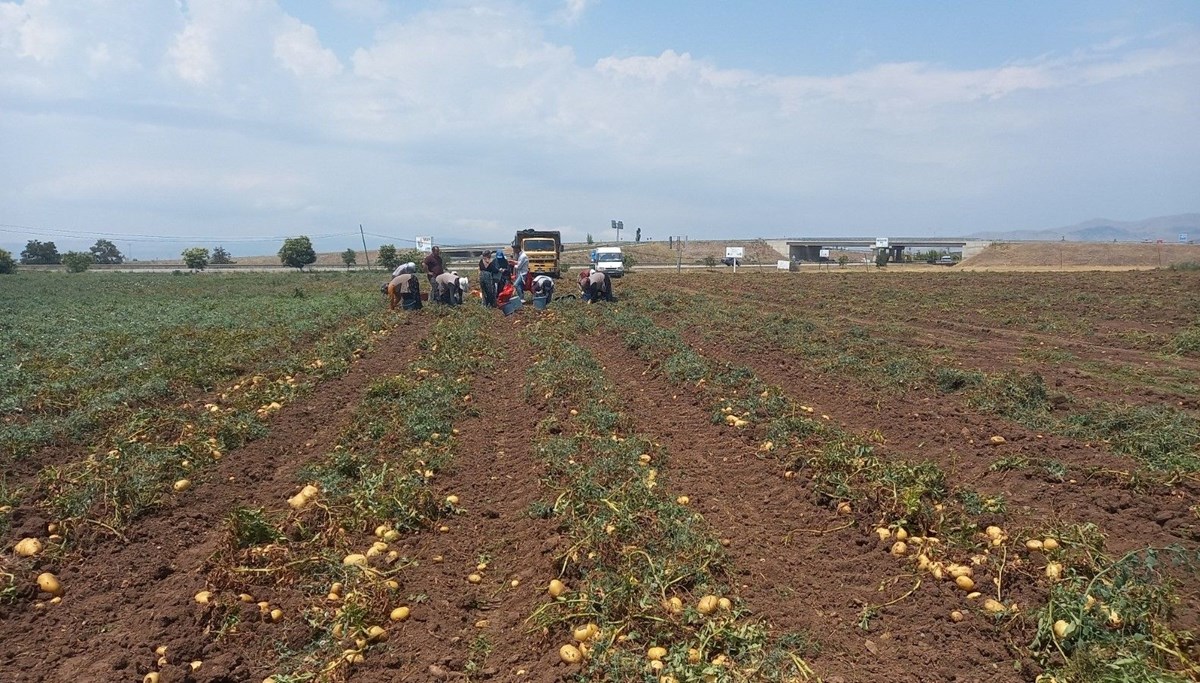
968, 213, 1199, 243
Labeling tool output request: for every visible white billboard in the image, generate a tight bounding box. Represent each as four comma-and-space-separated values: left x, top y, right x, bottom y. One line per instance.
875, 237, 889, 248
416, 236, 433, 253
725, 246, 744, 258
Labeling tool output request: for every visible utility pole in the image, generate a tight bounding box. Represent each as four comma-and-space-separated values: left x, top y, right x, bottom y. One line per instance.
611, 220, 623, 243
360, 224, 371, 268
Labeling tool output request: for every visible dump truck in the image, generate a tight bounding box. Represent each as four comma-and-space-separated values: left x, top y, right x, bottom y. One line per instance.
513, 229, 563, 278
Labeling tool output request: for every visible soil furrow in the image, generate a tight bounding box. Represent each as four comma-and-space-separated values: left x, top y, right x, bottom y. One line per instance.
0, 314, 434, 682
356, 315, 565, 682
580, 331, 1026, 683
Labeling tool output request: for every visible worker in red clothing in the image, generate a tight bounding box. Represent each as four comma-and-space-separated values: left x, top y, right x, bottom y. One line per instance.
423, 246, 444, 301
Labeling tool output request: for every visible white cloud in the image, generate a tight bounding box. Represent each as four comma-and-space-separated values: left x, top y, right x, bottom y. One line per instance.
559, 0, 591, 26
274, 18, 342, 79
0, 0, 69, 62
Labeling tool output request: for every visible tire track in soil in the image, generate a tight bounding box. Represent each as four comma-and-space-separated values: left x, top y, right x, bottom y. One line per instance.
580, 332, 1025, 683
353, 316, 566, 683
0, 314, 435, 683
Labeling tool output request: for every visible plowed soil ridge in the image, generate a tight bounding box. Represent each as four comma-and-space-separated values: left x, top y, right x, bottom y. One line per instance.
348, 316, 566, 682
0, 315, 433, 683
581, 334, 1026, 683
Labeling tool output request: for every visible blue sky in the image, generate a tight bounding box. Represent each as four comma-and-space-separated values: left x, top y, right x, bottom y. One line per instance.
1, 0, 1197, 258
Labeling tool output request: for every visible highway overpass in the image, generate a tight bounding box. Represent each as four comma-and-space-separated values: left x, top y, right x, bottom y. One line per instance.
777, 238, 991, 262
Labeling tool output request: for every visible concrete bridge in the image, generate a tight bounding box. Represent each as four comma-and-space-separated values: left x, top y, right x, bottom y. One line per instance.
769, 238, 991, 263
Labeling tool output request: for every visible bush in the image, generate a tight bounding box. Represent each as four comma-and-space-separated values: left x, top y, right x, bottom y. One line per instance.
0, 248, 15, 274
62, 251, 94, 273
278, 236, 317, 270
182, 247, 209, 271
377, 244, 399, 271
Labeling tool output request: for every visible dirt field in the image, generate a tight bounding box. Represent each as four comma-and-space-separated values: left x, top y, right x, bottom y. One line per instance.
1, 269, 1198, 682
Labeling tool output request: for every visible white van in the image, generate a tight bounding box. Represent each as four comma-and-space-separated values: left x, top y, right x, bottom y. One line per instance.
593, 246, 624, 277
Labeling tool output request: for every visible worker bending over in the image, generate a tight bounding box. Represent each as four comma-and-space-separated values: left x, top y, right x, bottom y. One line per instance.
387, 272, 422, 311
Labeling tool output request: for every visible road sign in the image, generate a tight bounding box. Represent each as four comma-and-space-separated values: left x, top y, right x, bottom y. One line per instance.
1181, 233, 1189, 243
875, 237, 889, 248
725, 247, 744, 258
416, 236, 433, 253
819, 248, 830, 259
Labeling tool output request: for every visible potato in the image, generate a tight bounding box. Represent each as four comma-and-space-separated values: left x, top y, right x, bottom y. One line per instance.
982, 598, 1005, 614
390, 606, 411, 622
343, 554, 368, 567
874, 527, 891, 541
984, 526, 1004, 540
950, 610, 964, 623
717, 597, 732, 611
1042, 538, 1059, 551
446, 495, 459, 505
573, 625, 593, 643
890, 541, 907, 556
374, 525, 389, 538
269, 609, 283, 623
383, 530, 400, 542
14, 538, 43, 557
173, 479, 192, 493
548, 579, 567, 597
836, 502, 852, 515
955, 576, 975, 591
559, 644, 582, 664
36, 572, 62, 596
894, 528, 909, 542
676, 495, 690, 505
697, 595, 719, 615
194, 591, 212, 605
1045, 562, 1063, 580
1025, 539, 1043, 551
190, 661, 202, 672
468, 574, 482, 584
665, 596, 684, 614
647, 646, 667, 661
1053, 619, 1072, 639
143, 674, 160, 683
367, 625, 388, 642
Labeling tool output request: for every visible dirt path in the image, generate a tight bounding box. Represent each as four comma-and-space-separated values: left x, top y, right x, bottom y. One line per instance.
580, 332, 1026, 683
0, 314, 434, 683
354, 316, 566, 682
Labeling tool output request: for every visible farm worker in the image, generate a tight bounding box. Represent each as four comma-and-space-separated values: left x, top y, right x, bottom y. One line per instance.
531, 274, 554, 310
391, 261, 417, 277
423, 246, 444, 299
494, 248, 511, 289
434, 271, 463, 305
478, 251, 499, 307
584, 270, 614, 303
513, 244, 530, 300
387, 273, 421, 311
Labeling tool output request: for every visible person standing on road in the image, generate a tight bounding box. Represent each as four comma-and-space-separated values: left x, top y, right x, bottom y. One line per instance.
513, 244, 530, 300
423, 246, 444, 301
478, 251, 499, 307
387, 272, 421, 311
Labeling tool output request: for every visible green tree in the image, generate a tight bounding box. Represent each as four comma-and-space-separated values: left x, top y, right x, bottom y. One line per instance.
396, 248, 425, 271
211, 246, 234, 265
278, 236, 317, 270
341, 248, 357, 268
377, 244, 399, 271
88, 239, 124, 264
20, 240, 61, 264
586, 233, 593, 245
874, 249, 889, 268
622, 252, 637, 273
703, 255, 717, 269
635, 227, 641, 242
0, 248, 16, 274
182, 247, 209, 271
837, 254, 849, 268
62, 251, 94, 273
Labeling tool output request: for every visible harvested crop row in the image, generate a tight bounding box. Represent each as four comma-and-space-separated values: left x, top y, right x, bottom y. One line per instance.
629, 281, 1200, 479
196, 307, 497, 681
595, 303, 1199, 681
518, 309, 817, 682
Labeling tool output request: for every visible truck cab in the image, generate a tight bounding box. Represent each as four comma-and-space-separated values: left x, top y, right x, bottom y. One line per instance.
513, 229, 563, 278
593, 246, 624, 277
